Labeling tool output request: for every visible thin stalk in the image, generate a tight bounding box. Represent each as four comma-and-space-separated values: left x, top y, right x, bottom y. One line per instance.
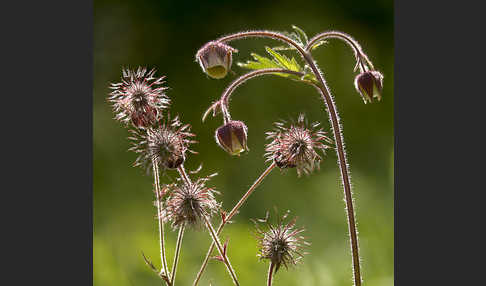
218, 31, 307, 55
305, 31, 372, 72
152, 159, 170, 280
267, 262, 275, 286
202, 215, 240, 286
177, 165, 192, 185
193, 163, 276, 286
170, 223, 185, 286
302, 52, 362, 286
220, 69, 305, 123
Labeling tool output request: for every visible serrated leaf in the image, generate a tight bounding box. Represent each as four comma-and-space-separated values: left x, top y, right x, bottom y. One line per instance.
237, 47, 319, 83
265, 47, 301, 71
291, 25, 308, 45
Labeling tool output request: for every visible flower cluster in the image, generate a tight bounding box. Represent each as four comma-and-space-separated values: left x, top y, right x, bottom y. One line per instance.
253, 211, 309, 273
162, 174, 221, 229
265, 114, 332, 176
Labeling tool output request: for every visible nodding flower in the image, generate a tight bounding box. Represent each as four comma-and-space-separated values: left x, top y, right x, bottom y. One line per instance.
128, 114, 197, 172
265, 114, 332, 177
108, 67, 170, 129
215, 120, 249, 156
162, 174, 220, 229
354, 70, 384, 103
253, 210, 309, 273
196, 41, 237, 79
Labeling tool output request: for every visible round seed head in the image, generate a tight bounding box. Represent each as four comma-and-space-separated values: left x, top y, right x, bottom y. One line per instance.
354, 70, 384, 103
108, 67, 170, 129
128, 114, 197, 172
196, 41, 237, 79
265, 114, 332, 177
253, 210, 309, 273
162, 175, 220, 229
215, 120, 248, 156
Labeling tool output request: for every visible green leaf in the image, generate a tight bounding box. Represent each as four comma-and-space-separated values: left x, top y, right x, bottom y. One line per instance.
264, 47, 301, 71
237, 47, 318, 84
291, 25, 308, 45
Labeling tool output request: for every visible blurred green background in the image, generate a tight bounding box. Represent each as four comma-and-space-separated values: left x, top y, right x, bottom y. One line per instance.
94, 0, 393, 285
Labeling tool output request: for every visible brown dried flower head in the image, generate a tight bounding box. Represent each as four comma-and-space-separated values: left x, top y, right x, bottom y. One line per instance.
128, 114, 197, 172
354, 70, 384, 103
265, 114, 332, 177
162, 174, 220, 229
253, 210, 309, 273
215, 120, 249, 156
196, 41, 237, 79
109, 67, 170, 128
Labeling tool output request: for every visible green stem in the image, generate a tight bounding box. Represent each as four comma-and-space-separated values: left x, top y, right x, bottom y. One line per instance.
170, 223, 185, 286
152, 159, 170, 281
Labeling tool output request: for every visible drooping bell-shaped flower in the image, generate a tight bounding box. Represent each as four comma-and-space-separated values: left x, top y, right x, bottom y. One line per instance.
196, 41, 237, 79
215, 120, 248, 156
354, 70, 384, 103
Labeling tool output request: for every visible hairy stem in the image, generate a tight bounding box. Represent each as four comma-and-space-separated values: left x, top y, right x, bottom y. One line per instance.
301, 52, 362, 286
193, 163, 276, 286
220, 69, 305, 122
202, 215, 240, 286
170, 223, 185, 286
177, 165, 192, 185
218, 31, 306, 55
152, 159, 170, 281
267, 262, 275, 286
305, 31, 372, 72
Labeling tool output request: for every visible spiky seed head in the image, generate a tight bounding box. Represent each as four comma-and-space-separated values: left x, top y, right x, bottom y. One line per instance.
162, 175, 220, 229
128, 114, 197, 172
253, 210, 309, 273
108, 67, 170, 128
265, 114, 332, 177
196, 41, 237, 79
354, 70, 384, 103
215, 120, 249, 156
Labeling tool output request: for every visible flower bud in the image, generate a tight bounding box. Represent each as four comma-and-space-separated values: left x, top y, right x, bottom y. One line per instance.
196, 41, 237, 79
215, 120, 248, 156
354, 70, 384, 103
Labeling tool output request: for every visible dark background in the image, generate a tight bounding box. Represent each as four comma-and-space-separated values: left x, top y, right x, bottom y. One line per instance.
94, 0, 393, 285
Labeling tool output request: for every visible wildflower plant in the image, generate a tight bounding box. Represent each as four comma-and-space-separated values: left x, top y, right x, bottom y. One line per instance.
108, 25, 384, 286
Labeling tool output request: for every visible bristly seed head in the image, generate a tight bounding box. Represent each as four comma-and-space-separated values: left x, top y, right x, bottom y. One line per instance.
196, 41, 238, 79
253, 210, 309, 274
128, 114, 197, 172
215, 120, 249, 156
109, 67, 170, 128
354, 70, 384, 104
265, 114, 332, 177
162, 174, 220, 229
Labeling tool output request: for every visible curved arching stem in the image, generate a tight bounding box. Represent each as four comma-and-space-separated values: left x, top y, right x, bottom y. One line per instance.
217, 31, 307, 56
305, 31, 373, 72
219, 68, 306, 122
